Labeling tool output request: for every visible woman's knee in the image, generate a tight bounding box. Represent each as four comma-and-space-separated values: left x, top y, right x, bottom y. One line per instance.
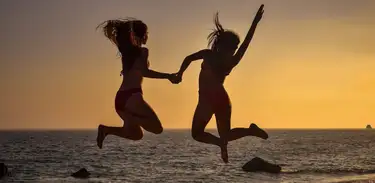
150, 122, 163, 134
142, 120, 163, 134
127, 132, 143, 140
153, 126, 163, 134
191, 115, 212, 141
124, 125, 143, 140
131, 133, 143, 140
191, 128, 204, 141
144, 126, 163, 135
191, 131, 199, 141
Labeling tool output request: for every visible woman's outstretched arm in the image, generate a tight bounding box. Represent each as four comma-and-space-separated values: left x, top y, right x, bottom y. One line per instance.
143, 69, 172, 79
232, 4, 264, 66
177, 49, 210, 77
140, 48, 173, 79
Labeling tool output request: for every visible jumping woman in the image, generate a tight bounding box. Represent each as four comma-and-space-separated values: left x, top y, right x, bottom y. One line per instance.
96, 18, 179, 148
175, 5, 268, 163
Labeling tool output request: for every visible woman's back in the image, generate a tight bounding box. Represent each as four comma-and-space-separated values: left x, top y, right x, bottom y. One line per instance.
119, 49, 149, 91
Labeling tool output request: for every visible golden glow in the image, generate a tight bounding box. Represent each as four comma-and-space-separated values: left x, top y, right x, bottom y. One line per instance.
0, 0, 374, 129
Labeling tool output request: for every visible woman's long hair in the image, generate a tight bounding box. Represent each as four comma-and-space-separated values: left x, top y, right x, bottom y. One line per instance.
97, 18, 148, 72
207, 12, 240, 52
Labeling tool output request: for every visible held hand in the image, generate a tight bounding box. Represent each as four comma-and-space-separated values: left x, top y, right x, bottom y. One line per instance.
168, 73, 182, 84
253, 4, 264, 24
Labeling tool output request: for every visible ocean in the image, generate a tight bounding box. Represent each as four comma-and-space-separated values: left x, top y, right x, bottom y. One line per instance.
0, 129, 374, 183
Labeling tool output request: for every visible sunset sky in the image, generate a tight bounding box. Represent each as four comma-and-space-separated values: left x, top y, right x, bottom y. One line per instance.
0, 0, 374, 129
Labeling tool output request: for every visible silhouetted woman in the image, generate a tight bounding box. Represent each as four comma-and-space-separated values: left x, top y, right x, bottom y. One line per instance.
175, 5, 268, 163
96, 18, 177, 148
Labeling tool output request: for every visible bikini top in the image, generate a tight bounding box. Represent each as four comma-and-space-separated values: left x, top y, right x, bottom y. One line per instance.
201, 58, 232, 78
120, 60, 149, 76
120, 48, 150, 76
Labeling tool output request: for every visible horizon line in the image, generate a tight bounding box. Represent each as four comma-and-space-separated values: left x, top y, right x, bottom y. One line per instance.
0, 127, 371, 131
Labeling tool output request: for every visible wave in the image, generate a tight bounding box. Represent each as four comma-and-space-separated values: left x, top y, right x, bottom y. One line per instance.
282, 168, 375, 175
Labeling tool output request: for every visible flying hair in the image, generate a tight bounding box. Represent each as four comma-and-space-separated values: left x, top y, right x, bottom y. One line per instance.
207, 12, 225, 50
96, 17, 138, 47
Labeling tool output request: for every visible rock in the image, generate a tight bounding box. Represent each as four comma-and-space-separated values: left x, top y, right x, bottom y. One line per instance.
71, 168, 90, 179
366, 124, 372, 129
0, 163, 8, 179
242, 157, 281, 173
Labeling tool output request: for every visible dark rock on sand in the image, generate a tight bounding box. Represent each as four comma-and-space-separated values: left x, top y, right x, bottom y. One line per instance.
0, 163, 8, 179
71, 168, 90, 179
242, 157, 281, 173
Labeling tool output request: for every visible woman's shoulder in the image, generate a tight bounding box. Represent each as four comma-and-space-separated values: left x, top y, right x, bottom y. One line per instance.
202, 49, 215, 62
200, 49, 213, 56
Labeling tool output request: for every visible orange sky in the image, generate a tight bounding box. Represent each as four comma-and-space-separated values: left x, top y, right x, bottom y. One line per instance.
0, 0, 374, 129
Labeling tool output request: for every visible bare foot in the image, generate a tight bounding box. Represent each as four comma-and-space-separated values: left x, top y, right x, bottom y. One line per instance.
96, 125, 106, 149
249, 123, 268, 139
220, 143, 228, 163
